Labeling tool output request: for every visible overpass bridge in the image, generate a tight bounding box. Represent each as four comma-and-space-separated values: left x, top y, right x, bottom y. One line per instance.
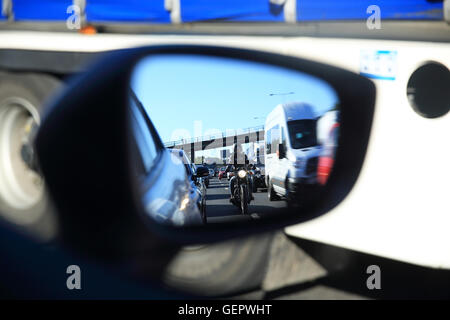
164, 125, 265, 164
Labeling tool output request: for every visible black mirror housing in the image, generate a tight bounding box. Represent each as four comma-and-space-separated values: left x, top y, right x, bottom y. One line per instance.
35, 45, 375, 249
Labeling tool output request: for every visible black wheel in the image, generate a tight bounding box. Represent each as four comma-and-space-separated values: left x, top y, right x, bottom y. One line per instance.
164, 233, 274, 296
240, 184, 248, 215
287, 190, 309, 210
0, 72, 62, 240
267, 178, 279, 201
201, 201, 207, 224
252, 181, 258, 193
287, 198, 301, 210
233, 186, 240, 207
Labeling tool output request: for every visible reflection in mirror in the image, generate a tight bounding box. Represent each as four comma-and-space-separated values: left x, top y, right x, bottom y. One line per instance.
129, 55, 340, 227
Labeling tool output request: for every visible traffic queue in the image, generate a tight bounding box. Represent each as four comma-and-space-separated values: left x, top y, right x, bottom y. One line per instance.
147, 102, 339, 226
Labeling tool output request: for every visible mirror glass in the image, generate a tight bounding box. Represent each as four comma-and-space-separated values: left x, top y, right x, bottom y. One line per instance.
129, 54, 340, 227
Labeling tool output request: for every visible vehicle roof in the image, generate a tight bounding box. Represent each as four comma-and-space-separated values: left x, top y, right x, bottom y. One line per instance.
169, 148, 190, 164
283, 102, 317, 121
266, 102, 317, 126
169, 148, 184, 156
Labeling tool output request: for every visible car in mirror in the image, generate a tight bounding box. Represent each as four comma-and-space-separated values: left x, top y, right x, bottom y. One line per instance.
35, 45, 375, 247
195, 166, 210, 178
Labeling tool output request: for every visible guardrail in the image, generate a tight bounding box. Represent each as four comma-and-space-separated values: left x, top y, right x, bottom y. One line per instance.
163, 125, 265, 148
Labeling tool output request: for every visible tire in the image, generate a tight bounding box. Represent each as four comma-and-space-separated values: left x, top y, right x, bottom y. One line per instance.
202, 202, 207, 224
164, 232, 274, 296
0, 71, 62, 240
240, 184, 248, 215
287, 193, 304, 210
286, 198, 297, 210
285, 178, 305, 209
252, 180, 258, 193
267, 178, 279, 201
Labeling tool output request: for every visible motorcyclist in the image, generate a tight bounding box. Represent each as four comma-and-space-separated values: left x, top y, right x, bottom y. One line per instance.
226, 143, 254, 203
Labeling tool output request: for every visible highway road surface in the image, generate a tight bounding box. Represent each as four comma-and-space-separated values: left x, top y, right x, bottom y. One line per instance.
205, 177, 368, 300
205, 177, 286, 224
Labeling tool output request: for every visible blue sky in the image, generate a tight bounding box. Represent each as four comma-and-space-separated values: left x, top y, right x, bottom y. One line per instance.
132, 54, 338, 147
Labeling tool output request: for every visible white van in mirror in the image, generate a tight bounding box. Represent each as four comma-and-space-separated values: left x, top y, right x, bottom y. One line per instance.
264, 102, 323, 206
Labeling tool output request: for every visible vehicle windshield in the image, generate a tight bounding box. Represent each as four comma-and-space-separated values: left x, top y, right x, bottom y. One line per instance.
287, 119, 317, 149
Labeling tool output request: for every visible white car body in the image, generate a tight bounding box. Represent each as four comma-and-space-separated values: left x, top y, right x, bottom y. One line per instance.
264, 102, 322, 197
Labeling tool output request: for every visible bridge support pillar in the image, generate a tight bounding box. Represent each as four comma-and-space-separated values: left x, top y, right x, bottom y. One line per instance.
222, 136, 226, 164
190, 142, 194, 163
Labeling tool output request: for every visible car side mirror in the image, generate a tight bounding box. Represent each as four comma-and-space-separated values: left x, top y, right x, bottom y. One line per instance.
34, 44, 375, 258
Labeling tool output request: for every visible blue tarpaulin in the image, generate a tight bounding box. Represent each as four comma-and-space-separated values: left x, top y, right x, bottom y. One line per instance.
0, 0, 444, 22
1, 0, 72, 20
85, 0, 170, 23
